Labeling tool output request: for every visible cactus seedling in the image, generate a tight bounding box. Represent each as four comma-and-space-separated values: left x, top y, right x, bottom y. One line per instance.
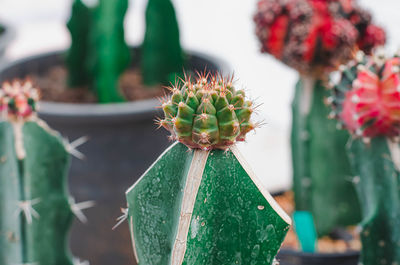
0, 81, 89, 265
125, 73, 291, 265
254, 0, 385, 236
331, 51, 400, 265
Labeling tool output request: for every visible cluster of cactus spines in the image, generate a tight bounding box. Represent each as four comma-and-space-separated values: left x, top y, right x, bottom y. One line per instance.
254, 0, 386, 75
0, 81, 39, 119
159, 73, 256, 150
0, 81, 89, 265
331, 50, 400, 139
330, 51, 400, 265
141, 0, 184, 86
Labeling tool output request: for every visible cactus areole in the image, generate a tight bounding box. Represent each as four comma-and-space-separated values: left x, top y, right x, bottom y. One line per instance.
125, 73, 291, 265
332, 51, 400, 265
0, 81, 85, 265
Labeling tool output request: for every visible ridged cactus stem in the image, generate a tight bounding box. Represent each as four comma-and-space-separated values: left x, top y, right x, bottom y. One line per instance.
126, 143, 290, 265
347, 137, 400, 265
291, 76, 361, 236
0, 81, 89, 265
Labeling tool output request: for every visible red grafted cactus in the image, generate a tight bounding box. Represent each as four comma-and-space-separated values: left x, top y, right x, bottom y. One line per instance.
0, 81, 39, 119
159, 73, 256, 150
254, 0, 386, 75
332, 52, 400, 138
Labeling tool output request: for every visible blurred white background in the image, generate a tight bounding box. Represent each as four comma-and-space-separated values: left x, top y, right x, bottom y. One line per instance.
0, 0, 398, 191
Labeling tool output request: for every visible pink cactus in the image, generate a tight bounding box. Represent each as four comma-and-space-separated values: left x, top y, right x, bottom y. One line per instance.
339, 55, 400, 138
254, 0, 386, 75
0, 81, 39, 119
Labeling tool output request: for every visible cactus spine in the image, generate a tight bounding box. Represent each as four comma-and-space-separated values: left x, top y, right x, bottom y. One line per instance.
125, 73, 291, 265
142, 0, 184, 86
0, 81, 83, 265
332, 51, 400, 265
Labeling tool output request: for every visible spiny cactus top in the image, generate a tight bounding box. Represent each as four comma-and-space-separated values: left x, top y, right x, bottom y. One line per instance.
159, 73, 255, 150
0, 81, 39, 120
254, 0, 386, 76
331, 51, 400, 138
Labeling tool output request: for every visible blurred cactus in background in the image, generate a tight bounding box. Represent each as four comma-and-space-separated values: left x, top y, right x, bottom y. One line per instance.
142, 0, 184, 86
0, 81, 89, 265
254, 0, 386, 236
66, 0, 91, 87
125, 72, 290, 265
331, 50, 400, 265
66, 0, 184, 103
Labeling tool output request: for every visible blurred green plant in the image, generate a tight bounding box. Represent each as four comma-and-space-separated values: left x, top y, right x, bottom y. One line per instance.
66, 0, 184, 103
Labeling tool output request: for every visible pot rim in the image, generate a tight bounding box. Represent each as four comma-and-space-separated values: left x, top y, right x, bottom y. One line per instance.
278, 248, 359, 258
0, 48, 230, 121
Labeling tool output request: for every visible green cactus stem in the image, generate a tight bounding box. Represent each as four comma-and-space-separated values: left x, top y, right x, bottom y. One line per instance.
347, 137, 400, 265
141, 0, 184, 86
331, 51, 400, 265
125, 73, 290, 264
126, 142, 290, 265
88, 0, 131, 103
291, 77, 361, 236
0, 81, 87, 265
66, 0, 92, 87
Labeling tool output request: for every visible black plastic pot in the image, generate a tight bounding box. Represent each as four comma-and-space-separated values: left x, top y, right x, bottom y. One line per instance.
0, 49, 228, 265
277, 249, 359, 265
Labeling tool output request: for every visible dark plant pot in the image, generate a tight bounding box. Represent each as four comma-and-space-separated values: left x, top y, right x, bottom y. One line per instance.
277, 249, 359, 265
271, 192, 359, 265
0, 48, 229, 265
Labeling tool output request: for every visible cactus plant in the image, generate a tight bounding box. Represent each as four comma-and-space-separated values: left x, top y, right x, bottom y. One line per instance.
331, 51, 400, 265
254, 0, 385, 236
66, 0, 184, 103
0, 81, 88, 265
66, 0, 92, 87
125, 73, 291, 265
141, 0, 184, 86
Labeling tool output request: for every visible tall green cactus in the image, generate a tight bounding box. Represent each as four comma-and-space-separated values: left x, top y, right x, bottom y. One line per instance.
66, 0, 91, 87
125, 73, 291, 264
141, 0, 184, 86
331, 51, 400, 265
347, 138, 400, 265
89, 0, 131, 103
291, 77, 361, 236
0, 81, 85, 265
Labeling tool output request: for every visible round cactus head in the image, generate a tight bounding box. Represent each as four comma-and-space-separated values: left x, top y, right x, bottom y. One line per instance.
254, 0, 386, 76
331, 50, 400, 138
0, 80, 39, 120
158, 72, 256, 150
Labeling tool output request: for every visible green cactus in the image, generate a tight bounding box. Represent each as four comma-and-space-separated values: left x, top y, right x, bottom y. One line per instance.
0, 81, 86, 265
291, 77, 361, 236
331, 51, 400, 265
125, 73, 291, 265
347, 138, 400, 265
88, 0, 131, 103
141, 0, 184, 86
159, 74, 254, 150
66, 0, 92, 87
